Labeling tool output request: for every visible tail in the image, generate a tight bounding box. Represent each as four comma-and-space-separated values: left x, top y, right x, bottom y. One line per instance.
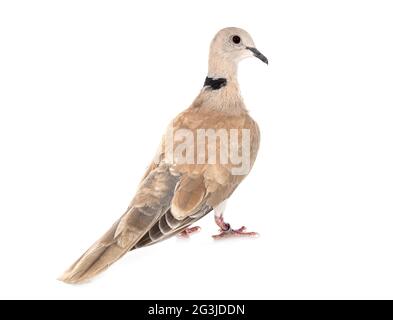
59, 164, 180, 284
58, 217, 130, 284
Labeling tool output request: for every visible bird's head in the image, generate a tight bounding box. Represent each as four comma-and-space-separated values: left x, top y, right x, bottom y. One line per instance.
208, 27, 268, 75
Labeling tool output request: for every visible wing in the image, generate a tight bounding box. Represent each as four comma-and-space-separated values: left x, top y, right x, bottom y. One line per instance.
134, 206, 212, 248
134, 175, 213, 249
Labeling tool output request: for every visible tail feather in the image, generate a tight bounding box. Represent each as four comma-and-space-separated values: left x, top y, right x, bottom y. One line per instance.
59, 164, 180, 284
58, 219, 127, 283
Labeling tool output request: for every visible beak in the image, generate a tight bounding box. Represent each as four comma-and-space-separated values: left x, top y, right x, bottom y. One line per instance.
247, 47, 268, 65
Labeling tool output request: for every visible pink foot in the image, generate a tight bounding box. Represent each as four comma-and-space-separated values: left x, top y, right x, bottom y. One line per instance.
212, 225, 259, 240
177, 226, 201, 238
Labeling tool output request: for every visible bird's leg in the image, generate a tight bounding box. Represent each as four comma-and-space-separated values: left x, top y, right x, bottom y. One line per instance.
212, 201, 258, 239
177, 226, 201, 238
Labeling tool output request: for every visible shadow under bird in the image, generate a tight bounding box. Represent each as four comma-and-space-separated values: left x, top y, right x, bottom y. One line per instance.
60, 27, 268, 283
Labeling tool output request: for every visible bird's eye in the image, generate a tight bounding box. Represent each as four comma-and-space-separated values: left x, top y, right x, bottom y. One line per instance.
232, 35, 241, 44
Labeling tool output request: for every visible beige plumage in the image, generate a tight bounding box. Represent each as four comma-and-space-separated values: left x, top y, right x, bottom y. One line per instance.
60, 27, 268, 283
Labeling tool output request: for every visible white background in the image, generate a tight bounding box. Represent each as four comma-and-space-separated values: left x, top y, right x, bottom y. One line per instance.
0, 0, 392, 300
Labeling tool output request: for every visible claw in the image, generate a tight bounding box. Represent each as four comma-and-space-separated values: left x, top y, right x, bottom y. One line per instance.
177, 226, 201, 238
212, 226, 259, 240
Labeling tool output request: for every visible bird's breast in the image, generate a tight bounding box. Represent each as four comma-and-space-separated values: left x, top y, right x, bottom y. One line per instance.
167, 110, 260, 178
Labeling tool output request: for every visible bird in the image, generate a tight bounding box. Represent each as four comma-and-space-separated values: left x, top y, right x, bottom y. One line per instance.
59, 27, 268, 284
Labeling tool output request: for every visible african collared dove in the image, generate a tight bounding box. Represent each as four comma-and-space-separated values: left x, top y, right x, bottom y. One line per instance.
60, 27, 268, 283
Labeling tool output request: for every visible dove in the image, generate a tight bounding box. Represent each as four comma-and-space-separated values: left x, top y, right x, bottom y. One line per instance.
60, 27, 268, 283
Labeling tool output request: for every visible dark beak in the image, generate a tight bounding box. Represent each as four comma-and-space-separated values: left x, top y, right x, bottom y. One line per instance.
247, 47, 268, 65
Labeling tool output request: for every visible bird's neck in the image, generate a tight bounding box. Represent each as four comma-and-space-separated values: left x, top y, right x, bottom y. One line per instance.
192, 58, 246, 115
207, 56, 238, 81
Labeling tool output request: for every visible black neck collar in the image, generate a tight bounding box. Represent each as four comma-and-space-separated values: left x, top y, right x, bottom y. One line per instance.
203, 77, 227, 90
